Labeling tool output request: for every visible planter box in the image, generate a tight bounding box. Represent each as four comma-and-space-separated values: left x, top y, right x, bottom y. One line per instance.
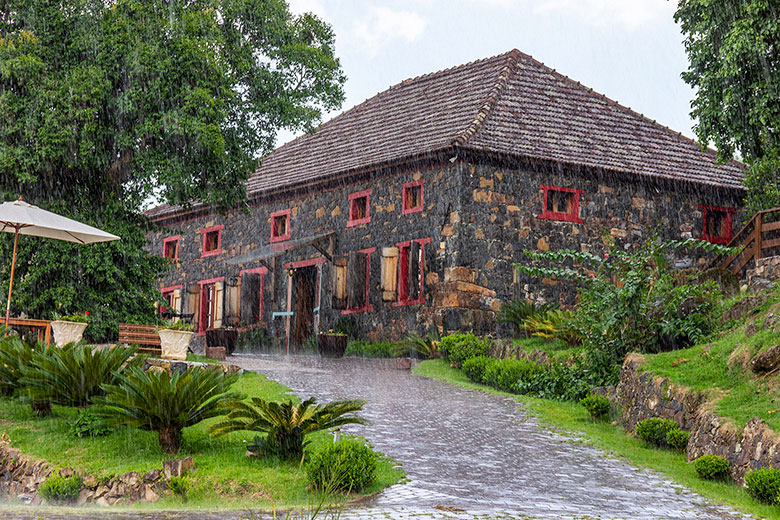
158, 329, 194, 361
317, 333, 348, 358
50, 321, 88, 347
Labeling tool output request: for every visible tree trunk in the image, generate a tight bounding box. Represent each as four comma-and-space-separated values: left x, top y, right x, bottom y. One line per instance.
158, 427, 181, 454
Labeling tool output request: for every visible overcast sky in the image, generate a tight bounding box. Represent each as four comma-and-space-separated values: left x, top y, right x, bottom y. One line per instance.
283, 0, 695, 145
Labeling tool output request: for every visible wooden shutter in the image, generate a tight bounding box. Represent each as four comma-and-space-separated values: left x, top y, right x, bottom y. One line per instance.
172, 289, 182, 314
331, 257, 347, 309
347, 251, 368, 309
187, 283, 200, 328
381, 247, 399, 301
213, 281, 224, 328
241, 273, 261, 323
407, 241, 421, 300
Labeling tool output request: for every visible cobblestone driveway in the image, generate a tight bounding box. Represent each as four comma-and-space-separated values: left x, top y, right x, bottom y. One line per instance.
232, 354, 751, 520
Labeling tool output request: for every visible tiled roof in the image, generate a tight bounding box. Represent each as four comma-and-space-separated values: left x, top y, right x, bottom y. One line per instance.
146, 49, 745, 220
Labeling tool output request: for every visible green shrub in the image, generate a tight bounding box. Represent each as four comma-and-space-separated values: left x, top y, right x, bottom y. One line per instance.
439, 333, 491, 367
167, 475, 190, 500
514, 358, 592, 401
69, 409, 111, 438
484, 358, 543, 392
38, 472, 83, 504
746, 467, 780, 504
635, 418, 682, 448
694, 454, 730, 480
579, 393, 610, 419
461, 356, 495, 383
345, 340, 401, 358
306, 437, 377, 492
666, 428, 690, 451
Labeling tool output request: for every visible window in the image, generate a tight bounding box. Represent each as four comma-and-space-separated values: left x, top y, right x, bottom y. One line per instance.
340, 248, 374, 314
347, 189, 371, 227
270, 209, 291, 243
197, 277, 224, 334
162, 236, 180, 261
700, 205, 736, 244
402, 180, 424, 214
240, 267, 267, 323
538, 185, 584, 223
395, 238, 432, 306
160, 285, 182, 318
200, 225, 223, 257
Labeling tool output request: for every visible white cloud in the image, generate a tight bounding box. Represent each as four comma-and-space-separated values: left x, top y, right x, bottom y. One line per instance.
533, 0, 675, 30
350, 7, 428, 57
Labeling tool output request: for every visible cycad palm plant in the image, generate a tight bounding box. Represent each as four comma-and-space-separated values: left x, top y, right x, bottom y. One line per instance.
20, 343, 140, 408
0, 332, 43, 396
93, 366, 240, 454
209, 397, 367, 459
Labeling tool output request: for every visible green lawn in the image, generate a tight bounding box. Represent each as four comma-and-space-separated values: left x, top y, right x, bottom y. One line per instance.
414, 358, 780, 520
0, 371, 403, 509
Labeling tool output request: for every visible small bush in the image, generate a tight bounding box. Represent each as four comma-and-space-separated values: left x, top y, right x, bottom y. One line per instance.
694, 455, 730, 481
439, 333, 491, 367
666, 428, 690, 451
514, 359, 592, 401
345, 340, 401, 358
306, 438, 378, 492
167, 475, 190, 500
579, 393, 610, 419
484, 358, 544, 392
69, 409, 111, 438
461, 356, 495, 384
635, 418, 680, 448
38, 472, 83, 504
746, 467, 780, 504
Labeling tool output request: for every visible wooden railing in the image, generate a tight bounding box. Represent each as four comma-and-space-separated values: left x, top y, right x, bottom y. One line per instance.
706, 207, 780, 277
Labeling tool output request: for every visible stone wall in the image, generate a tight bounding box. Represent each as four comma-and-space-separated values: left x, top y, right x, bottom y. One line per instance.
618, 353, 780, 485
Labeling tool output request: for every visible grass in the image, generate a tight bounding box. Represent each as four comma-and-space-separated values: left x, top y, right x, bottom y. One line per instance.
512, 336, 582, 360
344, 339, 402, 358
414, 358, 780, 520
0, 371, 403, 509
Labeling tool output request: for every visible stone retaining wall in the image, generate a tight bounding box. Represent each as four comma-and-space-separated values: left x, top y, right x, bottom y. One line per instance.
618, 353, 780, 484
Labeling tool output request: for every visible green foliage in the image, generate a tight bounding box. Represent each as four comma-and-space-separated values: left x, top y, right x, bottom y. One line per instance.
209, 397, 367, 460
579, 394, 610, 420
157, 319, 194, 332
746, 467, 780, 504
694, 454, 730, 481
330, 317, 359, 338
0, 333, 42, 396
93, 366, 240, 454
38, 472, 82, 504
345, 340, 400, 358
514, 358, 594, 402
498, 299, 559, 334
461, 356, 496, 384
401, 325, 442, 359
57, 313, 89, 323
635, 418, 685, 449
20, 343, 140, 408
522, 309, 582, 346
167, 475, 191, 500
483, 358, 545, 393
69, 409, 111, 438
666, 428, 690, 452
675, 1, 780, 212
306, 437, 378, 493
439, 333, 491, 367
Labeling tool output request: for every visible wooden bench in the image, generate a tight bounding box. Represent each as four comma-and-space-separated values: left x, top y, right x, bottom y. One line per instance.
118, 323, 161, 354
5, 318, 52, 347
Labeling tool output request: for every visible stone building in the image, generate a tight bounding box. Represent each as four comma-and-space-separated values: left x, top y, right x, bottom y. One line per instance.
146, 49, 746, 349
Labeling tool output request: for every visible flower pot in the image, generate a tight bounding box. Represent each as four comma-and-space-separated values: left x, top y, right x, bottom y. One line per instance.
50, 320, 88, 347
317, 333, 347, 358
158, 329, 194, 360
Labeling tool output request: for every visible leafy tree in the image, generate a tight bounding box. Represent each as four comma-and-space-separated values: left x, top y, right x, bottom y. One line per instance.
675, 1, 780, 213
0, 0, 345, 338
93, 365, 240, 454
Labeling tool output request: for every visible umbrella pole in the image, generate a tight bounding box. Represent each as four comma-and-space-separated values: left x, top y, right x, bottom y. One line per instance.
5, 228, 19, 329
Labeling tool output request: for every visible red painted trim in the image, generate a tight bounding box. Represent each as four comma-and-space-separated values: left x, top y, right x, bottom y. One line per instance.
197, 276, 225, 286
239, 266, 269, 275
285, 256, 326, 269
402, 180, 424, 215
342, 247, 375, 314
347, 189, 372, 227
199, 224, 224, 257
699, 204, 736, 244
538, 185, 584, 223
394, 237, 430, 306
162, 235, 180, 261
239, 268, 266, 323
269, 208, 292, 243
161, 284, 183, 293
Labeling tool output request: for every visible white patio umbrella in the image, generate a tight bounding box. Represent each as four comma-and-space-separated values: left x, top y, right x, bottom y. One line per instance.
0, 198, 120, 327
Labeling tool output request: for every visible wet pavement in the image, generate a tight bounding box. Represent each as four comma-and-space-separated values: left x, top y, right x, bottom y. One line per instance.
2, 354, 754, 520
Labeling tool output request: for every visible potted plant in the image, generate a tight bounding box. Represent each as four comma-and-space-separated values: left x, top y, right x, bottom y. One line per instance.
50, 313, 89, 347
317, 330, 348, 358
157, 320, 194, 361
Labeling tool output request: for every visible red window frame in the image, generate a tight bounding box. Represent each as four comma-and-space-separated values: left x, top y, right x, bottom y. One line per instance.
160, 284, 183, 315
196, 276, 224, 335
200, 224, 224, 257
402, 180, 424, 215
341, 247, 375, 315
239, 267, 268, 323
162, 235, 180, 261
394, 237, 432, 307
700, 205, 736, 245
270, 208, 292, 243
538, 185, 584, 223
347, 189, 372, 227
